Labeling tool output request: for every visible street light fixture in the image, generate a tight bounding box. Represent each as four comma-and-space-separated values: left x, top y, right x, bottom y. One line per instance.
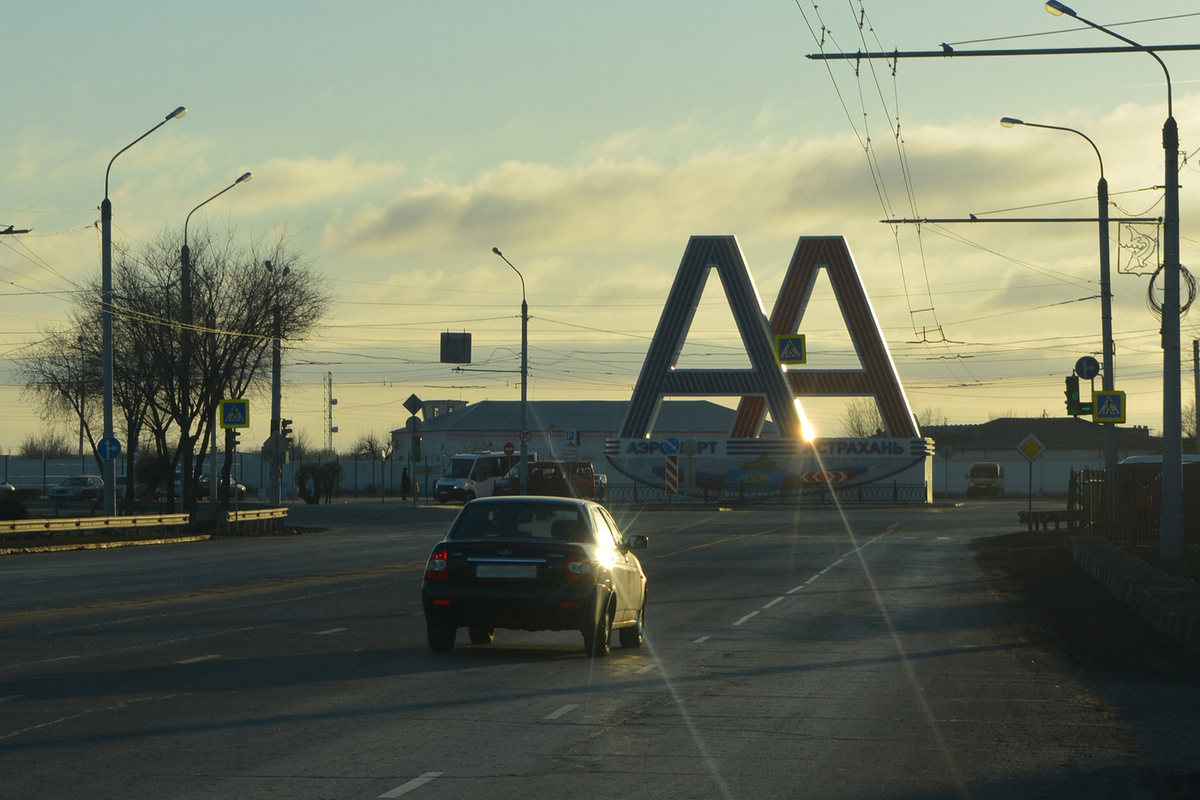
178, 172, 252, 514
100, 106, 187, 516
1045, 1, 1183, 562
492, 247, 529, 495
1001, 116, 1117, 529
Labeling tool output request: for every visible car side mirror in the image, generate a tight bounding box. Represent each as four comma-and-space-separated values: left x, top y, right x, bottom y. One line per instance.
625, 534, 648, 551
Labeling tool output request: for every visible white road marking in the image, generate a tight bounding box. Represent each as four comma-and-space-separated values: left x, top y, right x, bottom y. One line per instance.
0, 695, 25, 703
379, 772, 443, 797
175, 654, 220, 665
636, 663, 658, 674
786, 585, 805, 594
832, 558, 844, 566
693, 636, 710, 644
733, 611, 759, 626
23, 580, 48, 585
544, 704, 578, 720
805, 574, 820, 584
315, 627, 347, 635
762, 596, 784, 609
819, 566, 832, 574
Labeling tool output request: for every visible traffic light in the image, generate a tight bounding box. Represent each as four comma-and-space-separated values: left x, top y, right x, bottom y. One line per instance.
226, 427, 241, 450
1064, 375, 1093, 417
281, 418, 293, 445
411, 434, 422, 462
1065, 376, 1080, 415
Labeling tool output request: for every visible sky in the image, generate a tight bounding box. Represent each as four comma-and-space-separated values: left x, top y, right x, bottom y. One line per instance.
3, 1, 1200, 456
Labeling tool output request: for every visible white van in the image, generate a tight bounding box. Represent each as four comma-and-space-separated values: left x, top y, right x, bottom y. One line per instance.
435, 452, 536, 504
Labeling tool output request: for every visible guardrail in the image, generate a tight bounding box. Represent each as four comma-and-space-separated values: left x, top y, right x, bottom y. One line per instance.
1, 512, 190, 543
223, 506, 288, 536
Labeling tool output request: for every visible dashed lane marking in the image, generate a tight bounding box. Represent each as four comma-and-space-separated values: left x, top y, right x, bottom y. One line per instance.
636, 663, 658, 674
315, 627, 347, 635
693, 636, 711, 644
733, 610, 759, 626
0, 695, 25, 703
379, 772, 443, 798
544, 704, 578, 720
175, 654, 220, 665
762, 597, 784, 610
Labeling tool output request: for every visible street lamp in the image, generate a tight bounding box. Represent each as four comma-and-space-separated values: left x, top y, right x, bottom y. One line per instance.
265, 259, 290, 507
1046, 1, 1183, 562
179, 171, 252, 514
492, 247, 529, 495
1001, 116, 1117, 529
101, 106, 187, 516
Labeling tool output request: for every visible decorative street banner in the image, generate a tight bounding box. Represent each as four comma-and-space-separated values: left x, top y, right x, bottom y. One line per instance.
606, 437, 933, 500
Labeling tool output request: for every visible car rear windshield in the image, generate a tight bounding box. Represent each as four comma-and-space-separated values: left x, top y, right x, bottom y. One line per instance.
970, 465, 999, 477
448, 502, 592, 543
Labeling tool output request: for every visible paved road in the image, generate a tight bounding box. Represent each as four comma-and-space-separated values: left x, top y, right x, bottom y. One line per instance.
0, 501, 1192, 798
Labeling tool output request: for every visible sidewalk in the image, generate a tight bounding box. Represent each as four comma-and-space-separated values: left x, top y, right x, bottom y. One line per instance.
1065, 535, 1200, 658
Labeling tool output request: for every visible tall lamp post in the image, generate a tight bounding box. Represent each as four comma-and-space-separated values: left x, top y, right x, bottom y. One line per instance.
265, 259, 289, 507
492, 247, 529, 495
1000, 116, 1117, 528
178, 171, 252, 514
101, 106, 187, 516
1046, 1, 1183, 561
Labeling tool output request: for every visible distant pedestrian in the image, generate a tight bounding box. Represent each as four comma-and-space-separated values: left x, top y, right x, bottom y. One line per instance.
401, 468, 410, 500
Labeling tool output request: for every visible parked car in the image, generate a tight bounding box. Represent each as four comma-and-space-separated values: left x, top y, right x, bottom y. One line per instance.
48, 475, 104, 501
493, 461, 598, 499
965, 462, 1005, 499
435, 452, 534, 504
421, 496, 648, 656
199, 475, 246, 501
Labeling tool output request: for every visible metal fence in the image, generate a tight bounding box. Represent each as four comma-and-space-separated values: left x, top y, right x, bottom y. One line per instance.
1075, 468, 1162, 547
603, 482, 928, 507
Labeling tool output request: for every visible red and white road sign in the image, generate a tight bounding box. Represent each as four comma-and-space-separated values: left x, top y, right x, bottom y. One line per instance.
665, 455, 678, 495
503, 442, 515, 456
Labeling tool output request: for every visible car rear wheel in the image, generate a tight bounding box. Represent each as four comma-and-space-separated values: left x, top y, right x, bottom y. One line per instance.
583, 606, 612, 658
468, 626, 495, 644
618, 604, 645, 649
427, 624, 456, 653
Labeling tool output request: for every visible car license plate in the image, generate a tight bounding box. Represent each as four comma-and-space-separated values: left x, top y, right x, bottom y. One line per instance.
475, 563, 538, 579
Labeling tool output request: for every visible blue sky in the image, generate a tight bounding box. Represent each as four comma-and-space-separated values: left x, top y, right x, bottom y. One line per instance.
3, 1, 1200, 454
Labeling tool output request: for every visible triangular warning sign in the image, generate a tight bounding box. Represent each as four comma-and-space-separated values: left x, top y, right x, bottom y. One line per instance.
1098, 397, 1120, 416
779, 340, 803, 360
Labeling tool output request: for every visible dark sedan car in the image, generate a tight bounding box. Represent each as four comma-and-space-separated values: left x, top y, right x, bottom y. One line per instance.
421, 496, 647, 657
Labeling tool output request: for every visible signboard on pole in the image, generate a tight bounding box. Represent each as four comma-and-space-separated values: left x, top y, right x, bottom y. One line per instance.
1092, 390, 1126, 424
220, 398, 250, 429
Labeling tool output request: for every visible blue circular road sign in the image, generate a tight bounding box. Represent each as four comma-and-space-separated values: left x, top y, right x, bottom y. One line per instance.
1075, 356, 1100, 380
98, 436, 122, 460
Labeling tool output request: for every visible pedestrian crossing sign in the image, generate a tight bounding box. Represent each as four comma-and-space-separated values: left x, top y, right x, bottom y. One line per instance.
220, 398, 250, 429
1092, 390, 1126, 424
775, 334, 807, 365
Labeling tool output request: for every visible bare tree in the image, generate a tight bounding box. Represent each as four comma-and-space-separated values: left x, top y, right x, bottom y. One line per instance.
841, 397, 884, 438
17, 225, 331, 514
349, 431, 387, 460
18, 431, 76, 460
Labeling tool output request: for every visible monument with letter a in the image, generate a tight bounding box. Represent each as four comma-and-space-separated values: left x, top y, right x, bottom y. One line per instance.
607, 235, 933, 503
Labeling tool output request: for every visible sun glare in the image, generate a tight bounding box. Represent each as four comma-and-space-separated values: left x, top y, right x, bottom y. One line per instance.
795, 399, 818, 441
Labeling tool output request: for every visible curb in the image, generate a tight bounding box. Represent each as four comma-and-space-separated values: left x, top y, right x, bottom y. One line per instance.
0, 535, 210, 556
1064, 535, 1200, 657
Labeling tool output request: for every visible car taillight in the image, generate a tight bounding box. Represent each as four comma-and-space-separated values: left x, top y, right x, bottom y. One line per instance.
424, 549, 449, 580
566, 557, 597, 582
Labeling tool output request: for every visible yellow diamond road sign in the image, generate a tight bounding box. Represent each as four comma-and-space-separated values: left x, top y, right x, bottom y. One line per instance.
1018, 434, 1045, 463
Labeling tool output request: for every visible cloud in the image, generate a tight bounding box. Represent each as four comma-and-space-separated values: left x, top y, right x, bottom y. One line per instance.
238, 153, 409, 211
